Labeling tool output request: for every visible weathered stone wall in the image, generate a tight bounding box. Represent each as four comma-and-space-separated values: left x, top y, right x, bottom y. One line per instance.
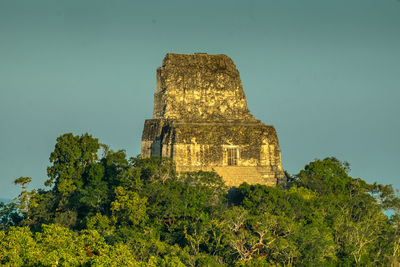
141, 53, 285, 187
153, 53, 256, 122
141, 119, 284, 186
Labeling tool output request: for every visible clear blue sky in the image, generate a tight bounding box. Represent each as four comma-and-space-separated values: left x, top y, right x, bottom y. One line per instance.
1, 0, 399, 199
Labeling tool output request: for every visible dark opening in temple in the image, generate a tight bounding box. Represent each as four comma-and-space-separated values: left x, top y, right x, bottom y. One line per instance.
227, 148, 238, 166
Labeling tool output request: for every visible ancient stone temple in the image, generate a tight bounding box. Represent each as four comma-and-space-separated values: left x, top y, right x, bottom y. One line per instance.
141, 53, 285, 186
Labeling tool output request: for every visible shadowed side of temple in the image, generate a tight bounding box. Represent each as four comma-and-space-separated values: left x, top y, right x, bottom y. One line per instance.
141, 53, 286, 187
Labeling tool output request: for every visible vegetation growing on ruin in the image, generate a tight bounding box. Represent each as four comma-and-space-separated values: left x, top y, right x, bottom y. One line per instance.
1, 133, 400, 266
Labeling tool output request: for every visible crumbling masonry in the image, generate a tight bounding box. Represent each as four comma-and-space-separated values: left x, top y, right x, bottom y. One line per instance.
141, 53, 285, 186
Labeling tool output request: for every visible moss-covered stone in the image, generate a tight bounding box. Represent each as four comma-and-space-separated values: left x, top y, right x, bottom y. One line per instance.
141, 53, 285, 187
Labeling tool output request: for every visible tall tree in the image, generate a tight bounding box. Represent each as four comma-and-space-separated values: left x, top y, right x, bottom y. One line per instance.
46, 133, 100, 197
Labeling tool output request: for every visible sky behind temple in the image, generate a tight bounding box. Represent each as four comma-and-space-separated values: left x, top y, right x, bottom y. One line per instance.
1, 0, 399, 199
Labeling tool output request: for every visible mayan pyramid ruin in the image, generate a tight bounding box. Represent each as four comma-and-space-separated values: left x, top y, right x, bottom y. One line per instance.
141, 53, 285, 186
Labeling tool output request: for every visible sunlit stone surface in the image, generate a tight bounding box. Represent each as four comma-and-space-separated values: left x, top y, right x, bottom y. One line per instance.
141, 53, 285, 186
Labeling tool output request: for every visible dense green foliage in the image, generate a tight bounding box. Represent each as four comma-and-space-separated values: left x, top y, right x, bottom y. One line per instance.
1, 133, 400, 266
